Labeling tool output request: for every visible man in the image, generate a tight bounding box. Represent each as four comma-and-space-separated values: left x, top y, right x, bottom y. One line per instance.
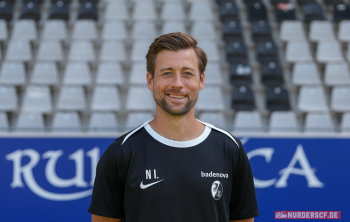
89, 32, 259, 222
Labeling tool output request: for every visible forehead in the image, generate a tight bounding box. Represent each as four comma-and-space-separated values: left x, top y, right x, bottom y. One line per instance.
154, 48, 199, 71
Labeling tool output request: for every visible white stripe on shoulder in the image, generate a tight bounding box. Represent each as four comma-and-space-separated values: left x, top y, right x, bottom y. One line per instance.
121, 119, 154, 145
197, 120, 240, 148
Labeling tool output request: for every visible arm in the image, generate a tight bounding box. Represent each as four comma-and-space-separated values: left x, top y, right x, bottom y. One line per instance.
230, 218, 254, 222
92, 214, 121, 222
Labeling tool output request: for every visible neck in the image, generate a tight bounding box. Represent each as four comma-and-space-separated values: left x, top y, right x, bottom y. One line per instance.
149, 106, 205, 141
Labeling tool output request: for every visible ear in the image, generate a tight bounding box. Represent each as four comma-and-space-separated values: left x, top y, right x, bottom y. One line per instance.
147, 72, 154, 91
199, 72, 205, 91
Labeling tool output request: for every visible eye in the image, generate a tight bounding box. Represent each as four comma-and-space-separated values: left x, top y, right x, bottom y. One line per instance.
184, 72, 193, 76
163, 72, 172, 76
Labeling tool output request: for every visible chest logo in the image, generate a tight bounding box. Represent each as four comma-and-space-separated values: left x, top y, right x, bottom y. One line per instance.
211, 180, 223, 200
140, 180, 164, 189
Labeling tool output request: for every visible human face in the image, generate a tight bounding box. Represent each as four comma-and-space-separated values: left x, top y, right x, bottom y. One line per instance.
147, 48, 205, 116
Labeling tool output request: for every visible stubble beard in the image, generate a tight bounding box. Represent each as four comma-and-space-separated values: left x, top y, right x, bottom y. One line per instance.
154, 91, 198, 116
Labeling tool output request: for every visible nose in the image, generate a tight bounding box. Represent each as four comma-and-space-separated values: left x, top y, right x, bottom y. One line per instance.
171, 71, 184, 89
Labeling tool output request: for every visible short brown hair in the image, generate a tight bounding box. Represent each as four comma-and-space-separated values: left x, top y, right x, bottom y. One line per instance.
146, 32, 208, 77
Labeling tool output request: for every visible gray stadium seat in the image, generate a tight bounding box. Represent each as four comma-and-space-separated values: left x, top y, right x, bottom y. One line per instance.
71, 20, 97, 40
189, 2, 214, 21
126, 87, 154, 111
5, 40, 32, 61
56, 86, 86, 111
12, 19, 37, 40
68, 41, 95, 62
104, 1, 128, 21
347, 44, 350, 62
331, 86, 350, 112
91, 86, 121, 111
30, 62, 59, 85
132, 2, 157, 20
89, 112, 118, 132
52, 112, 81, 132
63, 62, 91, 85
0, 86, 17, 111
197, 41, 220, 61
0, 19, 8, 41
0, 112, 8, 131
196, 87, 224, 111
131, 41, 151, 62
298, 86, 328, 111
101, 21, 127, 40
41, 20, 67, 40
341, 113, 350, 132
269, 111, 299, 132
191, 21, 217, 40
338, 21, 350, 42
131, 21, 157, 40
22, 86, 52, 113
100, 41, 126, 61
130, 62, 147, 85
204, 62, 223, 85
36, 40, 63, 61
316, 41, 343, 63
324, 62, 350, 86
279, 21, 306, 42
161, 21, 187, 35
198, 112, 226, 128
309, 21, 335, 42
0, 61, 26, 85
285, 41, 313, 63
161, 2, 185, 20
96, 62, 124, 85
16, 112, 44, 132
234, 111, 263, 132
292, 62, 321, 85
305, 112, 334, 132
126, 112, 154, 129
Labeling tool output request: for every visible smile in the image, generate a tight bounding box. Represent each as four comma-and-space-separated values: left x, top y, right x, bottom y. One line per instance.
167, 94, 186, 99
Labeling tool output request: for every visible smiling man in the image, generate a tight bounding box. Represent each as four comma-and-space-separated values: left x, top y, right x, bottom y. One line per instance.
88, 33, 259, 222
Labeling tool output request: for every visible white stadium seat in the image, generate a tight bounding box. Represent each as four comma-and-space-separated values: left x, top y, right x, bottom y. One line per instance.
0, 61, 26, 85
126, 87, 154, 111
234, 111, 263, 132
279, 21, 306, 42
132, 2, 157, 20
305, 112, 334, 132
22, 86, 52, 113
161, 21, 187, 35
68, 41, 95, 62
16, 112, 44, 132
191, 21, 217, 40
309, 21, 335, 42
189, 2, 215, 20
198, 112, 226, 128
298, 86, 328, 112
101, 21, 127, 40
285, 41, 313, 63
63, 62, 91, 85
56, 86, 86, 111
12, 20, 37, 40
324, 62, 350, 86
0, 112, 8, 131
6, 40, 32, 61
41, 20, 67, 40
161, 2, 185, 20
338, 21, 350, 42
52, 112, 81, 132
130, 62, 147, 85
341, 113, 350, 132
104, 1, 128, 21
99, 41, 126, 61
316, 41, 343, 63
197, 41, 220, 61
126, 112, 154, 129
89, 112, 118, 132
269, 111, 299, 132
131, 21, 157, 40
0, 19, 8, 41
331, 86, 350, 112
204, 62, 223, 85
71, 20, 97, 40
0, 86, 17, 111
91, 86, 121, 111
131, 41, 152, 62
196, 87, 225, 111
30, 62, 59, 85
292, 62, 321, 85
36, 40, 63, 61
96, 62, 124, 85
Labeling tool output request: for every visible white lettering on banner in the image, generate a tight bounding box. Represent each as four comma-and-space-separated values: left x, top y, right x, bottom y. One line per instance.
5, 147, 100, 201
247, 144, 324, 188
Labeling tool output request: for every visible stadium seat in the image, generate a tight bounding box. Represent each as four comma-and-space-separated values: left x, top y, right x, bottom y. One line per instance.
280, 21, 306, 42
126, 87, 154, 111
256, 40, 279, 62
234, 111, 263, 132
219, 2, 239, 22
251, 20, 272, 42
347, 44, 350, 62
72, 20, 97, 40
324, 62, 350, 86
298, 86, 328, 111
89, 112, 118, 132
131, 41, 151, 62
269, 111, 299, 132
0, 112, 8, 131
161, 21, 186, 35
96, 62, 124, 85
333, 3, 350, 22
16, 112, 44, 132
292, 62, 321, 85
22, 86, 52, 113
52, 112, 81, 132
0, 0, 13, 21
248, 1, 267, 21
36, 40, 63, 61
338, 21, 350, 42
63, 62, 91, 85
133, 2, 156, 20
126, 112, 154, 129
91, 86, 121, 111
41, 20, 67, 40
56, 86, 86, 111
231, 85, 255, 111
226, 40, 248, 63
198, 112, 226, 128
30, 62, 59, 85
297, 0, 316, 6
305, 112, 334, 132
68, 41, 95, 61
316, 41, 343, 63
261, 61, 284, 85
0, 62, 26, 85
99, 41, 126, 61
303, 2, 324, 23
78, 0, 98, 20
222, 20, 243, 42
275, 2, 296, 22
285, 40, 313, 63
341, 113, 350, 132
20, 0, 40, 21
5, 40, 32, 61
104, 1, 128, 21
331, 86, 350, 112
49, 0, 70, 21
131, 21, 157, 40
0, 19, 7, 41
0, 86, 17, 111
196, 87, 225, 111
198, 41, 220, 61
12, 19, 37, 40
229, 62, 252, 85
189, 2, 215, 21
101, 21, 127, 40
161, 2, 185, 20
205, 62, 223, 85
130, 62, 147, 85
309, 21, 335, 42
266, 86, 290, 111
191, 21, 216, 40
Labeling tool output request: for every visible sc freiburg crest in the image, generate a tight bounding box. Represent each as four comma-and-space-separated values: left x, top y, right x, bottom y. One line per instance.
211, 180, 223, 200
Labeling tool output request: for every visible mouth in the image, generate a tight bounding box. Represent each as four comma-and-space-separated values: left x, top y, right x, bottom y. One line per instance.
167, 94, 187, 100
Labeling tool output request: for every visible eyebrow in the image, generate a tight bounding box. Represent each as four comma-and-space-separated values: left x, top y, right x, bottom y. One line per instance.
159, 67, 195, 72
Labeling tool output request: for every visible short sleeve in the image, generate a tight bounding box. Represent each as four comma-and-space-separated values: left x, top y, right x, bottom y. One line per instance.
229, 141, 259, 220
88, 140, 126, 219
